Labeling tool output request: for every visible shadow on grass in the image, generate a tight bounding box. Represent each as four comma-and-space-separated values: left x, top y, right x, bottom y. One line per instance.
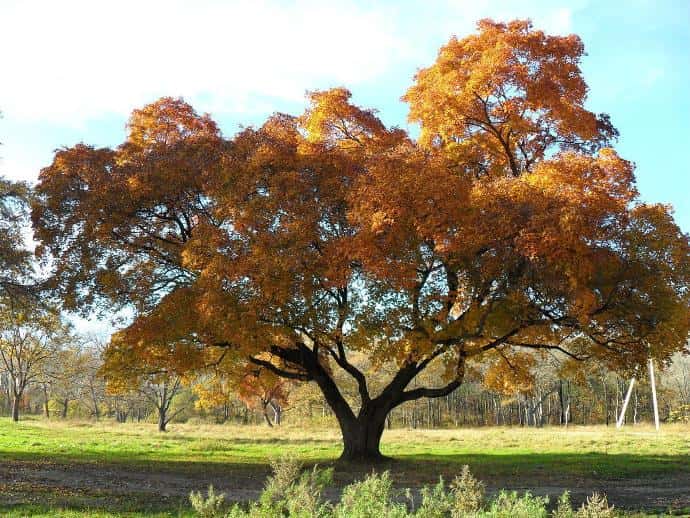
2, 451, 690, 515
2, 449, 689, 483
3, 447, 690, 478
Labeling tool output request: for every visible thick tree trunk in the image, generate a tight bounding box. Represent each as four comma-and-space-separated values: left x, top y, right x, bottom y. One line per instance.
336, 403, 389, 462
12, 395, 20, 422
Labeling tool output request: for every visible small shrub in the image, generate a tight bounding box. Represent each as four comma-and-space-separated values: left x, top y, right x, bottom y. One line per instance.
260, 455, 304, 504
575, 493, 615, 518
414, 478, 454, 518
334, 471, 408, 518
190, 485, 227, 518
485, 490, 549, 518
233, 456, 334, 517
450, 464, 485, 516
552, 491, 575, 518
281, 466, 334, 517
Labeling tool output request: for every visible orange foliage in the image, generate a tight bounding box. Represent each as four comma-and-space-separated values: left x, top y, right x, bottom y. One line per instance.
33, 20, 689, 430
483, 352, 536, 396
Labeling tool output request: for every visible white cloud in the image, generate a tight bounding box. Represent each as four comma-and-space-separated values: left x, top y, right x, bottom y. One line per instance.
0, 0, 406, 123
541, 7, 574, 34
1, 0, 592, 125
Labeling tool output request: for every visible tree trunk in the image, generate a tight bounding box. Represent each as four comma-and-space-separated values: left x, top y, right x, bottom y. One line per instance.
91, 387, 100, 420
339, 407, 388, 462
158, 407, 167, 432
11, 394, 20, 422
269, 401, 282, 426
603, 377, 609, 426
262, 400, 274, 427
43, 384, 50, 419
253, 342, 462, 462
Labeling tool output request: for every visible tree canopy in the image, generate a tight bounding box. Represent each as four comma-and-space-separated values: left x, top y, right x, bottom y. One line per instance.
33, 19, 690, 460
0, 176, 32, 298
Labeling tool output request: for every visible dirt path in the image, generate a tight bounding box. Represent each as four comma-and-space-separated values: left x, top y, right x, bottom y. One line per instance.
1, 459, 689, 513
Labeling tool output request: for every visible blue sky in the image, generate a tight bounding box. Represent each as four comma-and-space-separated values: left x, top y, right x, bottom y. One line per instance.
1, 0, 689, 237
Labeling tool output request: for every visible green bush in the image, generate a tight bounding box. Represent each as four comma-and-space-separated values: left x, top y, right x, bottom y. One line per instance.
335, 471, 408, 518
484, 490, 549, 518
190, 485, 227, 518
450, 464, 485, 515
190, 460, 617, 518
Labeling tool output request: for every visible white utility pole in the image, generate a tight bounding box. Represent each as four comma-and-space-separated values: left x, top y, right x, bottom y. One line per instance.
648, 358, 660, 431
616, 378, 635, 429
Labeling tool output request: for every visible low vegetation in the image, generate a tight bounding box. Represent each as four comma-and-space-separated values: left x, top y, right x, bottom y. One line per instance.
190, 457, 620, 517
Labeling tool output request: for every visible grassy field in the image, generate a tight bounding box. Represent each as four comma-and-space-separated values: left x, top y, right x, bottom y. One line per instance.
0, 417, 688, 516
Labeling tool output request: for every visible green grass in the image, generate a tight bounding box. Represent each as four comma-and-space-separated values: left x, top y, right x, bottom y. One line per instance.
0, 417, 688, 516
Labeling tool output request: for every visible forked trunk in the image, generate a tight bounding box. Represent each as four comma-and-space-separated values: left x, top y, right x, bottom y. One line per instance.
269, 401, 282, 425
255, 342, 464, 463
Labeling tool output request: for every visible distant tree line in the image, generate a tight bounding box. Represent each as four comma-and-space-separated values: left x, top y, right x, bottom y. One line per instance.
2, 336, 688, 429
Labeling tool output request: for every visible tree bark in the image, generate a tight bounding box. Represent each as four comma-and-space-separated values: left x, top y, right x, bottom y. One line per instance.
90, 386, 100, 420
158, 407, 167, 432
269, 401, 281, 426
338, 405, 389, 461
261, 400, 274, 427
43, 384, 50, 418
11, 394, 20, 422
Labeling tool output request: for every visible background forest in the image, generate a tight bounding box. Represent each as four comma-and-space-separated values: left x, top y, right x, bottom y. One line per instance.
2, 337, 689, 430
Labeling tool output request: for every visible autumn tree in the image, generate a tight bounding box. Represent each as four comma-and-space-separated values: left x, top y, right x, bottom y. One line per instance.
34, 21, 690, 460
101, 330, 196, 431
238, 370, 291, 426
193, 372, 236, 422
0, 300, 70, 421
194, 368, 290, 426
141, 375, 184, 432
79, 341, 108, 419
43, 343, 95, 419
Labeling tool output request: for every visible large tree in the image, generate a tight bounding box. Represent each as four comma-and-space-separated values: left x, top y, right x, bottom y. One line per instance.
33, 20, 689, 460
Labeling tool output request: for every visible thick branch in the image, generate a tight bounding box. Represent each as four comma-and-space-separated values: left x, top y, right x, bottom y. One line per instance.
248, 356, 312, 381
399, 379, 462, 404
